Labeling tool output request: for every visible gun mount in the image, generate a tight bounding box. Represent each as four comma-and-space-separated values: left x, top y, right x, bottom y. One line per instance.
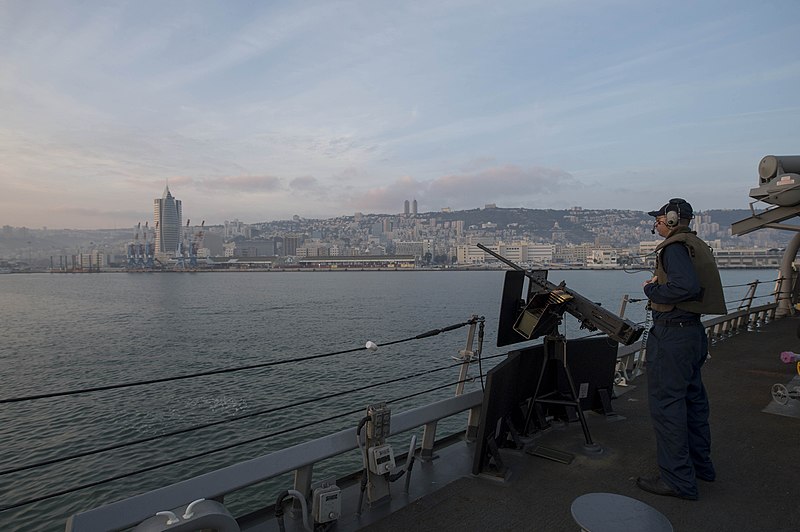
477, 244, 644, 347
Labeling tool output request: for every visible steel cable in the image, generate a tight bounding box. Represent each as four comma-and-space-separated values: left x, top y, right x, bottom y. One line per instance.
0, 374, 479, 513
0, 319, 477, 404
0, 352, 483, 477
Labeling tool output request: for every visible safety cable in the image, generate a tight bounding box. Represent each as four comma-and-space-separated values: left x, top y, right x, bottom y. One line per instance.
723, 291, 781, 307
0, 319, 476, 404
721, 278, 780, 288
620, 283, 780, 306
623, 290, 780, 306
0, 407, 364, 513
0, 355, 475, 477
0, 375, 477, 513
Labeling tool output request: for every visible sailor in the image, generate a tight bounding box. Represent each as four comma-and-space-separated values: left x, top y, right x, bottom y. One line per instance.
637, 198, 726, 500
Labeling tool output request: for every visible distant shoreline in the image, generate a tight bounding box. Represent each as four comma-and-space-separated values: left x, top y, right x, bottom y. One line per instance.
4, 265, 779, 274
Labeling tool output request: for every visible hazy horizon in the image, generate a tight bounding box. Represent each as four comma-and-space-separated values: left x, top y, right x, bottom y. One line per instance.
1, 202, 760, 233
2, 1, 799, 229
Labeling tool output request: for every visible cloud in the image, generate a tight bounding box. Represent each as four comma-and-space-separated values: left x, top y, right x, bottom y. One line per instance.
197, 175, 283, 192
2, 1, 799, 229
142, 175, 283, 193
342, 175, 418, 213
429, 165, 572, 203
289, 175, 319, 190
50, 206, 145, 219
345, 165, 578, 213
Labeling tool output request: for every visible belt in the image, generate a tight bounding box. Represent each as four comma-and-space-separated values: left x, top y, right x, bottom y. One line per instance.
653, 318, 702, 328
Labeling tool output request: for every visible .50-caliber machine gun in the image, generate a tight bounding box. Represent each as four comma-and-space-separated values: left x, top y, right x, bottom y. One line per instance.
472, 245, 646, 472
476, 243, 644, 347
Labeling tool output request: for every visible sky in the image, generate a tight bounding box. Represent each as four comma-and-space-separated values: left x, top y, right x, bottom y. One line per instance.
1, 0, 799, 229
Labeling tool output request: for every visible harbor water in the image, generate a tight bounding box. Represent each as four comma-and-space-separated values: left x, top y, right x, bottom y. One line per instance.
0, 269, 780, 530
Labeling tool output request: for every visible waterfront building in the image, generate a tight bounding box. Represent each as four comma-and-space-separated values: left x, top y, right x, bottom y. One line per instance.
551, 243, 592, 266
78, 250, 104, 270
456, 241, 538, 265
200, 232, 224, 256
713, 248, 782, 268
529, 243, 555, 265
588, 248, 619, 268
297, 255, 415, 269
296, 241, 330, 257
153, 185, 182, 255
205, 257, 273, 270
283, 235, 299, 256
395, 241, 424, 258
235, 239, 276, 257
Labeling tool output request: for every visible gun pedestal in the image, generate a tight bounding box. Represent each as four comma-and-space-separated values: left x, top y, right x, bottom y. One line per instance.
472, 244, 642, 465
524, 335, 599, 451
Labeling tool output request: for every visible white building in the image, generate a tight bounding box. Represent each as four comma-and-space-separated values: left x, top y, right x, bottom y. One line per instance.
588, 248, 619, 268
456, 241, 548, 265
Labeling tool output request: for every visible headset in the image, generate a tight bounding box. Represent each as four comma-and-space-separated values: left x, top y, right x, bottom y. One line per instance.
665, 198, 690, 227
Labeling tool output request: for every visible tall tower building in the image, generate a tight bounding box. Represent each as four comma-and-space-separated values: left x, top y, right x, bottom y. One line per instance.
412, 198, 418, 215
404, 200, 410, 215
153, 184, 182, 255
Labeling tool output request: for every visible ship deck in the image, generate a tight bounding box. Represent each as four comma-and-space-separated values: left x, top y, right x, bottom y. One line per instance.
333, 316, 800, 532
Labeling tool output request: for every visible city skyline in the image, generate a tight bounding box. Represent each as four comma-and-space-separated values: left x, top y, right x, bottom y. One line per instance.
2, 1, 799, 230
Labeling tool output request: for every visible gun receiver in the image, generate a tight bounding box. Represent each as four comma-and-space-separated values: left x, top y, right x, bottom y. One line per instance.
476, 244, 644, 346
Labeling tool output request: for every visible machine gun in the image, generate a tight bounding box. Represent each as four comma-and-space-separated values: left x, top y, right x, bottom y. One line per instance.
476, 244, 643, 346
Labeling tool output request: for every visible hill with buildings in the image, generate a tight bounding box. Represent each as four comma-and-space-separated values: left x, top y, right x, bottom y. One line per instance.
2, 206, 797, 271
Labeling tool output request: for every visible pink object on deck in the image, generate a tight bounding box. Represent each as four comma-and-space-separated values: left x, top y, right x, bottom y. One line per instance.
780, 351, 800, 363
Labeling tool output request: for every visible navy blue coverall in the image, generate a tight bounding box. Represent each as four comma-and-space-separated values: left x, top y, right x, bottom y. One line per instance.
643, 242, 715, 498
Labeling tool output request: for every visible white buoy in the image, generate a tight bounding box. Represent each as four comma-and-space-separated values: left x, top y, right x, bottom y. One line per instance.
365, 341, 378, 352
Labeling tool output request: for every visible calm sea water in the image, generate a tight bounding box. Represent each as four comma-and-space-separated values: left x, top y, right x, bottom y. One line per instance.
0, 269, 780, 530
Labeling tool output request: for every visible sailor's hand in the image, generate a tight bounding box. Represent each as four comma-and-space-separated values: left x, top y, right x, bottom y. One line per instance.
643, 276, 657, 288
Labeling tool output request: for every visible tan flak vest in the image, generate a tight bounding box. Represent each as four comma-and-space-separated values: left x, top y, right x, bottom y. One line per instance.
651, 227, 727, 315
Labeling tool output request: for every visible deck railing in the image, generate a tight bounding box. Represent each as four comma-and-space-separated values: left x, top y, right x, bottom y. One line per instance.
65, 390, 483, 532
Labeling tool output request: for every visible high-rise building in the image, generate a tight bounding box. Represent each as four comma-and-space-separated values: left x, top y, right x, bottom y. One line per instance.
412, 199, 418, 215
284, 235, 299, 256
153, 184, 182, 255
404, 200, 410, 215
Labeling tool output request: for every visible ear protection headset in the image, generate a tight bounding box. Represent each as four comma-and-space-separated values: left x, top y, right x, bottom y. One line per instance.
665, 198, 688, 227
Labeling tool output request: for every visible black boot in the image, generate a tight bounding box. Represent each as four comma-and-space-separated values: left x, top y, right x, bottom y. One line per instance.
636, 476, 697, 500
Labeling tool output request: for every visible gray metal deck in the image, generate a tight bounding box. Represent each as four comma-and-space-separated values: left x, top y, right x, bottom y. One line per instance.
357, 316, 800, 532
